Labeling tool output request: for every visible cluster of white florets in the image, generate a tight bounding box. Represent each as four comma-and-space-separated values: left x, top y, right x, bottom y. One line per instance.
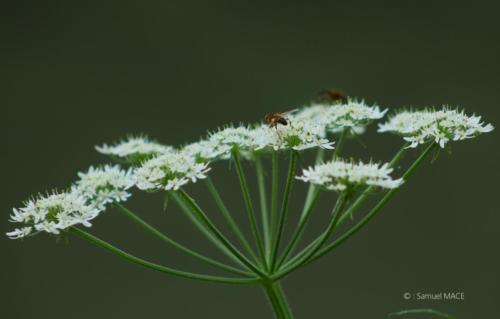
96, 136, 174, 162
253, 120, 335, 151
296, 160, 403, 192
72, 165, 134, 210
292, 100, 386, 135
7, 192, 100, 239
378, 108, 494, 148
134, 152, 211, 191
182, 121, 336, 160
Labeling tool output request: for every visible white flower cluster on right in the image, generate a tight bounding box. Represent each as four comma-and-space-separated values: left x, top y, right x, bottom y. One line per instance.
296, 160, 403, 192
378, 108, 494, 148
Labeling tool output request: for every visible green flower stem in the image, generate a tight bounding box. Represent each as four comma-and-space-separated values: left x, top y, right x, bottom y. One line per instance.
255, 156, 271, 259
232, 150, 267, 269
276, 189, 320, 268
69, 227, 259, 285
115, 204, 251, 277
269, 151, 279, 262
280, 143, 410, 269
176, 189, 267, 278
270, 150, 298, 271
263, 285, 286, 318
332, 127, 349, 159
336, 142, 409, 225
205, 177, 259, 263
275, 142, 437, 279
299, 148, 324, 221
388, 142, 410, 168
276, 192, 348, 276
170, 191, 245, 268
263, 281, 294, 318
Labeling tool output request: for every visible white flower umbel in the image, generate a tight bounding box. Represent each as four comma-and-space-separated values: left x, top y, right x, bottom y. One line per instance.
134, 152, 210, 191
296, 159, 403, 192
96, 136, 174, 163
182, 139, 222, 162
208, 126, 257, 159
253, 120, 335, 151
72, 165, 135, 210
378, 108, 494, 148
7, 192, 101, 239
292, 100, 387, 135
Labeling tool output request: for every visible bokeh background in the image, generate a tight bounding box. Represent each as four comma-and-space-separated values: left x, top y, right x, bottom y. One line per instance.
2, 1, 499, 318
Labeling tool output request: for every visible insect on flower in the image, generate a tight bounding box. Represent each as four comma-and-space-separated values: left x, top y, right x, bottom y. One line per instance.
264, 109, 298, 129
317, 88, 348, 104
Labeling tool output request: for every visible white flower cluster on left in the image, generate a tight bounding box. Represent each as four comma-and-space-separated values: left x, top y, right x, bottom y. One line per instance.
7, 192, 100, 239
7, 165, 135, 240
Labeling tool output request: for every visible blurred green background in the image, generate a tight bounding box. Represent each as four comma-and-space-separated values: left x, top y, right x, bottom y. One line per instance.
2, 1, 499, 318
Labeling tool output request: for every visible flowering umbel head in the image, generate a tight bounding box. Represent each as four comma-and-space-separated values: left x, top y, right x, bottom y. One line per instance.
293, 100, 387, 135
253, 120, 335, 151
378, 108, 494, 148
96, 136, 174, 164
72, 165, 135, 210
134, 151, 210, 191
7, 192, 100, 239
296, 159, 403, 192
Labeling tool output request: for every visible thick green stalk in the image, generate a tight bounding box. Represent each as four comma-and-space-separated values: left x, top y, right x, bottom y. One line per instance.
263, 285, 286, 318
275, 143, 436, 279
263, 281, 294, 318
69, 227, 259, 285
116, 204, 251, 277
270, 150, 298, 271
300, 148, 324, 220
232, 150, 267, 268
255, 156, 271, 258
170, 190, 245, 268
176, 189, 267, 277
276, 189, 320, 268
205, 177, 259, 263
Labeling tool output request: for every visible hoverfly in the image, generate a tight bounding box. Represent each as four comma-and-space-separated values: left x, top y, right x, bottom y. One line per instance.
264, 109, 298, 129
317, 88, 348, 104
